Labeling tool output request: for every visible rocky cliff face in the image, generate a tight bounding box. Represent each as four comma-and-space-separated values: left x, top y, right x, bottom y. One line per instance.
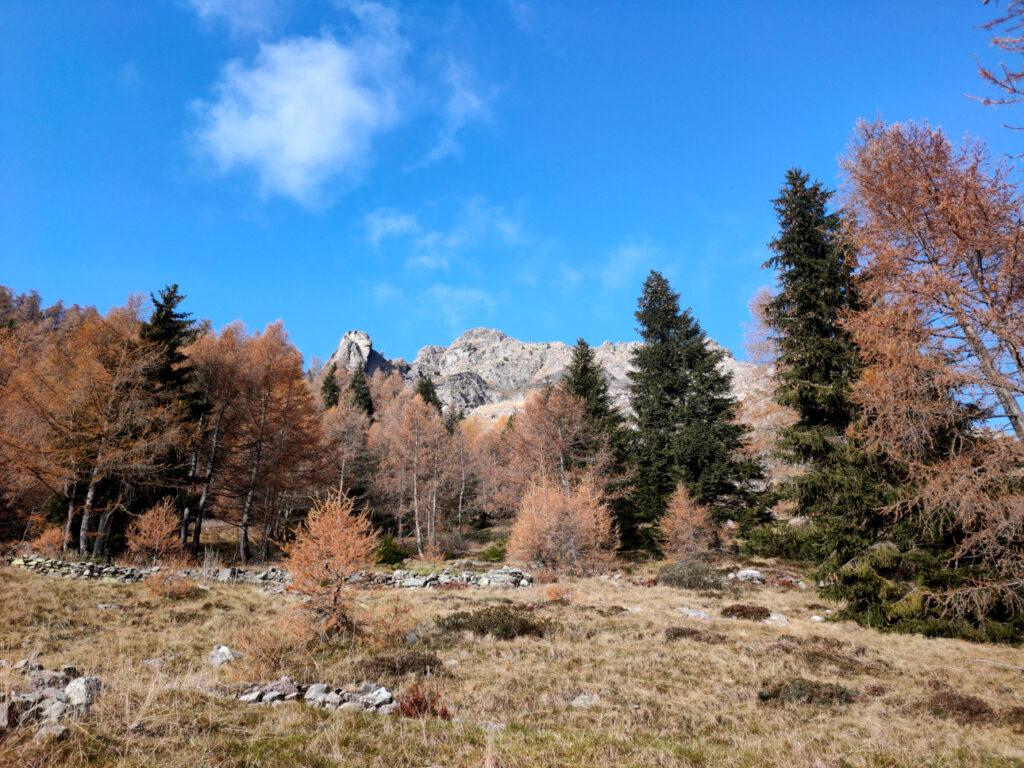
327, 328, 772, 424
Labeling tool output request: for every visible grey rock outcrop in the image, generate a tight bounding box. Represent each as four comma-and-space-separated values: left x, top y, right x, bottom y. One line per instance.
326, 327, 771, 425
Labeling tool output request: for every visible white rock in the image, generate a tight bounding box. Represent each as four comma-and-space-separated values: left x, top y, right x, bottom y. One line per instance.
810, 615, 825, 623
239, 690, 262, 704
360, 686, 393, 708
678, 607, 711, 622
569, 692, 599, 708
64, 676, 101, 708
732, 569, 765, 584
765, 612, 789, 626
303, 683, 328, 702
208, 645, 242, 667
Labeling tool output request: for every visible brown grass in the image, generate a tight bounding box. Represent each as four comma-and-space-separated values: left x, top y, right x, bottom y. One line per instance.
1, 561, 1023, 767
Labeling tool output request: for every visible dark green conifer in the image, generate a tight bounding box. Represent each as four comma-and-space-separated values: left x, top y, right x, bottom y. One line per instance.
349, 367, 374, 418
628, 271, 757, 545
321, 362, 341, 409
414, 376, 443, 414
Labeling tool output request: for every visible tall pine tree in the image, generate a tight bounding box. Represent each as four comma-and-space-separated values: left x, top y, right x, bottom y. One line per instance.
628, 272, 756, 547
321, 362, 341, 409
562, 337, 632, 534
349, 367, 374, 418
761, 169, 892, 567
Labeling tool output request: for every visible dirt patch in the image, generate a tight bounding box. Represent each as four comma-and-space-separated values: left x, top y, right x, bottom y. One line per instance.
664, 626, 727, 645
758, 677, 856, 706
436, 605, 549, 640
361, 651, 444, 678
721, 604, 771, 621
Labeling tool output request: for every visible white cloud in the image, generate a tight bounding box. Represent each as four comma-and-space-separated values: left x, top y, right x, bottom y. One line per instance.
424, 60, 493, 164
602, 241, 657, 289
365, 208, 420, 246
425, 283, 495, 329
193, 4, 405, 205
364, 198, 520, 270
187, 0, 283, 37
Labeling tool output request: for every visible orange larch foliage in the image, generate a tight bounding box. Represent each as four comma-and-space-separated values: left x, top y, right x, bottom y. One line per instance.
657, 483, 711, 560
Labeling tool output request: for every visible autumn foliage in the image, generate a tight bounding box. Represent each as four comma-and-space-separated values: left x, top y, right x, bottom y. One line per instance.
657, 483, 711, 560
287, 493, 378, 632
126, 498, 182, 564
507, 475, 617, 574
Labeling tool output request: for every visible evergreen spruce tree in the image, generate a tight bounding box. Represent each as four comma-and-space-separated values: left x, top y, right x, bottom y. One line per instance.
759, 169, 894, 568
138, 284, 201, 543
321, 363, 341, 409
628, 271, 757, 547
349, 367, 374, 418
562, 337, 633, 534
414, 375, 443, 414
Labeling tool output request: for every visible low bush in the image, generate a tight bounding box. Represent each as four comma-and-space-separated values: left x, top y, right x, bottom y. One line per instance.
758, 677, 855, 706
658, 484, 712, 559
477, 538, 507, 563
721, 604, 771, 621
26, 524, 64, 557
143, 571, 204, 600
376, 534, 409, 566
664, 626, 727, 644
656, 561, 723, 591
362, 651, 443, 678
927, 689, 994, 724
437, 605, 549, 640
395, 682, 451, 719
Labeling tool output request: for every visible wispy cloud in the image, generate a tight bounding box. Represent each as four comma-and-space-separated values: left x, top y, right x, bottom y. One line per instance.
364, 197, 521, 270
187, 0, 284, 37
373, 282, 404, 303
192, 3, 405, 205
425, 283, 495, 329
602, 241, 658, 289
424, 59, 493, 164
365, 208, 420, 247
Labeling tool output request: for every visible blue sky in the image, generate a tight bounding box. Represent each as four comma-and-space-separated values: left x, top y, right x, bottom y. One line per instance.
1, 1, 1018, 364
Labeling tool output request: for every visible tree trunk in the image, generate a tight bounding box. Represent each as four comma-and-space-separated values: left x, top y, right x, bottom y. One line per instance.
62, 481, 78, 553
78, 466, 101, 556
191, 407, 224, 555
239, 396, 269, 563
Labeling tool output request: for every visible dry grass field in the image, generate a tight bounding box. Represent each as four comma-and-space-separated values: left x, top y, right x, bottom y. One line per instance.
1, 560, 1023, 768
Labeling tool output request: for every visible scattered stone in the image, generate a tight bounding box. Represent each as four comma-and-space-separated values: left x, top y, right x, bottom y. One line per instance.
208, 645, 242, 667
569, 692, 599, 708
239, 689, 262, 704
729, 568, 765, 584
360, 686, 394, 708
304, 683, 328, 703
33, 723, 69, 743
64, 676, 101, 709
810, 615, 826, 623
261, 691, 283, 704
678, 607, 711, 622
765, 612, 789, 626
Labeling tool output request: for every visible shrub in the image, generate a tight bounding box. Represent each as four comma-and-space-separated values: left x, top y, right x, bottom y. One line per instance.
658, 484, 711, 559
27, 525, 64, 557
362, 651, 443, 679
721, 604, 771, 621
287, 492, 378, 634
143, 571, 203, 600
126, 499, 182, 564
376, 534, 409, 566
437, 605, 548, 640
230, 609, 320, 683
395, 682, 451, 719
656, 560, 723, 591
927, 689, 994, 724
507, 476, 617, 575
543, 584, 573, 603
478, 538, 507, 563
758, 677, 855, 705
664, 626, 727, 644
